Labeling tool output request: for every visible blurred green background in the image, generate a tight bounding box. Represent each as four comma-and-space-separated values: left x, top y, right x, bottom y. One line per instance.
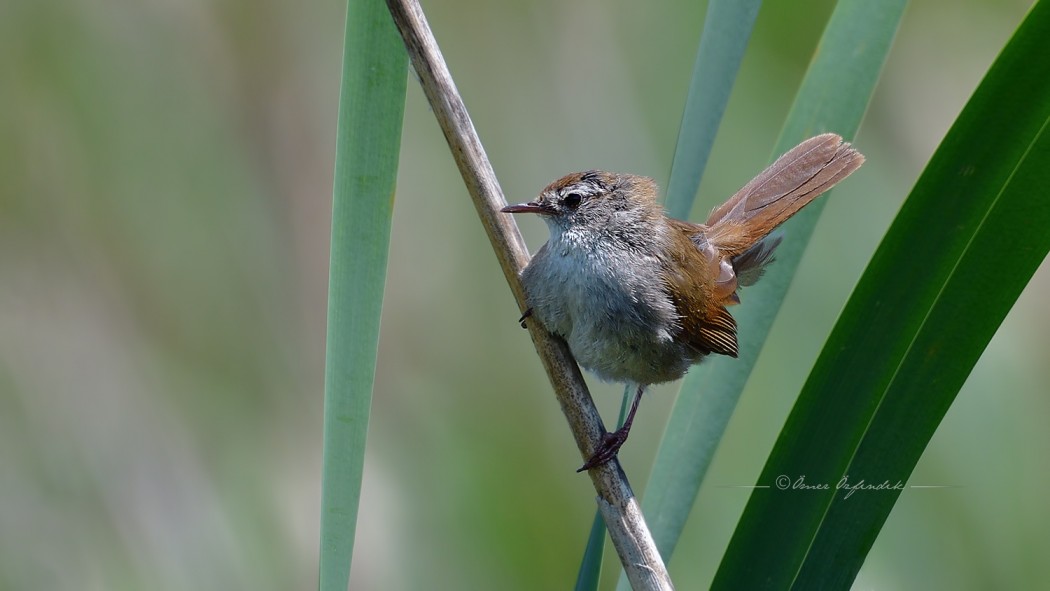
2, 0, 1046, 589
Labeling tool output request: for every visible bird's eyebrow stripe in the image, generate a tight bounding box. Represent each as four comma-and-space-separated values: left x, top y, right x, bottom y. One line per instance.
562, 181, 604, 196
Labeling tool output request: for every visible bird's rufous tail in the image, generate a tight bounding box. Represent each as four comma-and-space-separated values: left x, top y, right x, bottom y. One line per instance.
704, 133, 864, 257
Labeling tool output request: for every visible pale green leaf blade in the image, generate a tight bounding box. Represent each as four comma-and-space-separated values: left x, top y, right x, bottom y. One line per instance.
640, 0, 907, 565
317, 1, 407, 589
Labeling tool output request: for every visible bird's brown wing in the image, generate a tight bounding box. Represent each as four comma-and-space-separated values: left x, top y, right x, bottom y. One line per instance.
661, 219, 739, 358
660, 134, 863, 359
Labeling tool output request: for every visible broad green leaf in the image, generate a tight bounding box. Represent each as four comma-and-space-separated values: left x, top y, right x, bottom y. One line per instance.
317, 1, 407, 590
714, 2, 1050, 588
636, 0, 907, 570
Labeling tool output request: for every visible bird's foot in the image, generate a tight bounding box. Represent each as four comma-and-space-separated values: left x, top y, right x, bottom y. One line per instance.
576, 385, 645, 472
576, 427, 629, 472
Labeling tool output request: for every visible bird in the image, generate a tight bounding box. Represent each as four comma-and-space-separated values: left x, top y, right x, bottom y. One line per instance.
501, 133, 864, 471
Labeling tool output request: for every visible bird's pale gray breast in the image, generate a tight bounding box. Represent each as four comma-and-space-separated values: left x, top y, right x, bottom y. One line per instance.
521, 237, 687, 384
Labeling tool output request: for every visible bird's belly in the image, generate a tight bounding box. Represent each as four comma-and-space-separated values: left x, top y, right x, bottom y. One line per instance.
525, 251, 700, 385
566, 316, 695, 385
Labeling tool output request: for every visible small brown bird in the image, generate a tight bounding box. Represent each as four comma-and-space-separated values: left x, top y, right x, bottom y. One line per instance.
503, 134, 864, 470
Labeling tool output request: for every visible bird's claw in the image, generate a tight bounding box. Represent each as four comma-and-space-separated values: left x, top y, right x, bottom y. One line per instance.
576, 429, 629, 472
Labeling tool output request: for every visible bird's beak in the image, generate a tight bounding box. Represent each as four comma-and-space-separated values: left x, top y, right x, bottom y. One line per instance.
501, 201, 549, 214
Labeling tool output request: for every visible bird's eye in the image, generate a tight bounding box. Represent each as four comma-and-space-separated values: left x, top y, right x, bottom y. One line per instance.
564, 192, 583, 209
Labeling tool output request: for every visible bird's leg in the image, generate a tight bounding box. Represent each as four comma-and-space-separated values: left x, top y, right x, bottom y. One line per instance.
577, 385, 645, 472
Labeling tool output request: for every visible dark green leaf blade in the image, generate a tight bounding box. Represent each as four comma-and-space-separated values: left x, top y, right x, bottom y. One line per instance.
317, 1, 407, 590
599, 2, 762, 586
663, 0, 762, 219
574, 512, 607, 591
714, 2, 1050, 588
